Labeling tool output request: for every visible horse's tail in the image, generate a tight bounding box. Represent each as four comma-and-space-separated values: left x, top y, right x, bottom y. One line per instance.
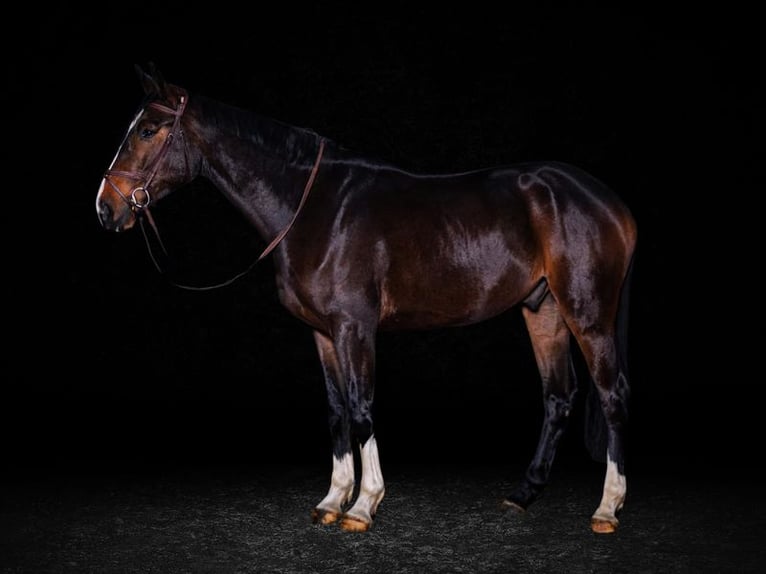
584, 251, 635, 462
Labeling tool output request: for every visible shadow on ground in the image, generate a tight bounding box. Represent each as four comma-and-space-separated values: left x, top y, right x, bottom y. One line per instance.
2, 457, 763, 573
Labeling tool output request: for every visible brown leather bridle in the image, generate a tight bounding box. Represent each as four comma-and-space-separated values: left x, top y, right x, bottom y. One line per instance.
101, 89, 326, 290
102, 91, 189, 212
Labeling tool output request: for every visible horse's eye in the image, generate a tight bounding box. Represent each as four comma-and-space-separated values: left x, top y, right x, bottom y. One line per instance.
139, 128, 157, 140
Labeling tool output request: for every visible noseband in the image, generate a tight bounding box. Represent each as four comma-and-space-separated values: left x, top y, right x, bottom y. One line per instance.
103, 91, 188, 212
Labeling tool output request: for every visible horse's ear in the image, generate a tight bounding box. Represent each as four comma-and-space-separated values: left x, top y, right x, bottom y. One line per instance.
135, 62, 167, 97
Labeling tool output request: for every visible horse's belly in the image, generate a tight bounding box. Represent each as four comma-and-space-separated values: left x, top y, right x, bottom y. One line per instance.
378, 269, 534, 330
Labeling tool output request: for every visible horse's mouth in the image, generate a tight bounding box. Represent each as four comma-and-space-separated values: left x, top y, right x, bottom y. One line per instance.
96, 201, 137, 233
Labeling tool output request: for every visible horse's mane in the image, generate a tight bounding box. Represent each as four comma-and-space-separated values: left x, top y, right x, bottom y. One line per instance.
191, 91, 415, 175
196, 94, 326, 166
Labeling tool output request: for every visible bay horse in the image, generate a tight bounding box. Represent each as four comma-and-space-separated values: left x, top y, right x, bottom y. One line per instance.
95, 65, 637, 534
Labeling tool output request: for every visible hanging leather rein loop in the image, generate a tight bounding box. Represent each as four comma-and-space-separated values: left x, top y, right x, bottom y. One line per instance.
141, 138, 326, 291
256, 138, 325, 262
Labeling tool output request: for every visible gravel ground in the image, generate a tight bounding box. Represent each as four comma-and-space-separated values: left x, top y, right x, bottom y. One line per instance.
1, 459, 763, 573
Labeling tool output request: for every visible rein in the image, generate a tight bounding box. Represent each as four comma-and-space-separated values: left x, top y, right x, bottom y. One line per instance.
141, 138, 325, 291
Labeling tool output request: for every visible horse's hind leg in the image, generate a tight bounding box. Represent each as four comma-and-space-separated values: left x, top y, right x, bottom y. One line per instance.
557, 277, 631, 534
574, 329, 629, 534
503, 292, 576, 512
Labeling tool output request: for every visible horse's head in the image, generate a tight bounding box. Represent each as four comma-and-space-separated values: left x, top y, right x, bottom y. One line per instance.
96, 64, 193, 232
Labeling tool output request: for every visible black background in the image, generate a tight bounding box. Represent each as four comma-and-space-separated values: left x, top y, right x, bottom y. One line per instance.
8, 7, 759, 474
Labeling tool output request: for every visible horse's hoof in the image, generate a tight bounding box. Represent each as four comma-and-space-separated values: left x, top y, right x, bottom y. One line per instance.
590, 517, 618, 534
340, 514, 371, 532
500, 498, 526, 513
311, 508, 340, 526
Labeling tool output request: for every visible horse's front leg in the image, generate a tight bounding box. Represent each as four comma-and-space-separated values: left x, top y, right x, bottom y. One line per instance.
334, 320, 385, 532
311, 330, 355, 526
342, 435, 384, 532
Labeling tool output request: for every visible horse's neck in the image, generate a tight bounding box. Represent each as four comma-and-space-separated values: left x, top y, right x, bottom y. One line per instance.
194, 100, 321, 241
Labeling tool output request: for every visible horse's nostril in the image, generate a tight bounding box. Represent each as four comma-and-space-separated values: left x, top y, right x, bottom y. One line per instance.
98, 201, 113, 226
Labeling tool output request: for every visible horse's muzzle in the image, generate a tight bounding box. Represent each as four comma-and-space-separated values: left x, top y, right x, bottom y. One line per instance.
96, 198, 135, 232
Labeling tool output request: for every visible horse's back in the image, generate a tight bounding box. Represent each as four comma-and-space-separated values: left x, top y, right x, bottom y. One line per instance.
345, 159, 637, 271
334, 158, 633, 236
